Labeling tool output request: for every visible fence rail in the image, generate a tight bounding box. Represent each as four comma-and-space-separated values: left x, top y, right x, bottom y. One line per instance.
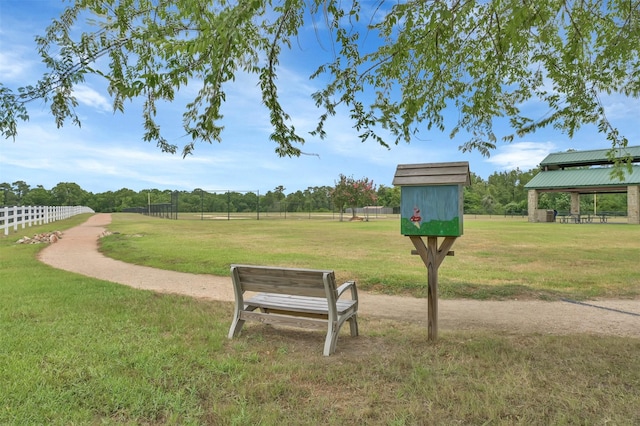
0, 205, 95, 236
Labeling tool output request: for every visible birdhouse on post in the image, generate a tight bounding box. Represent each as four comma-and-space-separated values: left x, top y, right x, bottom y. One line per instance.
393, 162, 470, 236
393, 161, 470, 341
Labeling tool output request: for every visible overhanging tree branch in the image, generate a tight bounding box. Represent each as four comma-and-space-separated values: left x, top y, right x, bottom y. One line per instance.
0, 0, 638, 175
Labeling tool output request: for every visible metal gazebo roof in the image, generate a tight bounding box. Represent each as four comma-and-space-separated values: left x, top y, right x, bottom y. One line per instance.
540, 146, 640, 170
525, 165, 640, 192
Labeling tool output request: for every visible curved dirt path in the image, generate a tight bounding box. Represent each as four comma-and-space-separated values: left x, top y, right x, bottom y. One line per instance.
38, 214, 640, 338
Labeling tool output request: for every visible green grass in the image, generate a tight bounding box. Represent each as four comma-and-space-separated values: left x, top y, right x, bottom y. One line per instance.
99, 213, 640, 300
1, 214, 639, 424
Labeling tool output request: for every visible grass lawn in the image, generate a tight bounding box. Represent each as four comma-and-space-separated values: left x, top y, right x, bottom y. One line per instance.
1, 214, 639, 424
99, 213, 640, 300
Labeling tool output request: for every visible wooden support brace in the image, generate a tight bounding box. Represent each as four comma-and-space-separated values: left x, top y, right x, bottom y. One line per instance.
408, 235, 458, 341
412, 250, 454, 257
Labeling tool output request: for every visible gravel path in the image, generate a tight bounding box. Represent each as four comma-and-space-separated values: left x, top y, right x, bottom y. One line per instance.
38, 213, 640, 338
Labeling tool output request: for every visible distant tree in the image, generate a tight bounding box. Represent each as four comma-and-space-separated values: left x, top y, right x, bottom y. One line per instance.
555, 193, 572, 212
482, 194, 497, 216
260, 191, 277, 213
90, 191, 117, 212
11, 180, 30, 205
463, 173, 486, 214
0, 182, 16, 206
228, 191, 255, 212
286, 190, 306, 212
376, 185, 400, 209
488, 170, 521, 207
111, 188, 140, 210
503, 201, 522, 215
274, 186, 286, 201
22, 185, 52, 206
50, 182, 89, 206
304, 186, 333, 212
178, 189, 203, 213
595, 193, 627, 213
463, 188, 483, 215
331, 174, 376, 221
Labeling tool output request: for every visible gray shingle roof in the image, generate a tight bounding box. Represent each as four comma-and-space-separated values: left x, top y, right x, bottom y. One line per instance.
392, 162, 470, 186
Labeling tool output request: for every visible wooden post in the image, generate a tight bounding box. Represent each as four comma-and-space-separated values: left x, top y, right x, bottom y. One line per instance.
393, 162, 469, 341
426, 236, 438, 340
409, 235, 457, 341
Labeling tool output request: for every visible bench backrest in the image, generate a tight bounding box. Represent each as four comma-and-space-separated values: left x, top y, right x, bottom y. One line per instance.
230, 264, 337, 299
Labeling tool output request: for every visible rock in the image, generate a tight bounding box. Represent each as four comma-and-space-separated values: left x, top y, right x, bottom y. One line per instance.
16, 231, 63, 244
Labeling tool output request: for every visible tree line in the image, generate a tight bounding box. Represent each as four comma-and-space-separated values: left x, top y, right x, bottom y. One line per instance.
1, 168, 628, 216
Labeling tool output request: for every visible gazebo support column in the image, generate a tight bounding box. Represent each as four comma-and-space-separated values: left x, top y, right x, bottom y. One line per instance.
570, 192, 581, 216
629, 185, 640, 224
527, 190, 539, 222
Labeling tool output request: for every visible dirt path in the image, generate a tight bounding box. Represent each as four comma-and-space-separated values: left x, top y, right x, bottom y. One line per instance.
38, 213, 640, 338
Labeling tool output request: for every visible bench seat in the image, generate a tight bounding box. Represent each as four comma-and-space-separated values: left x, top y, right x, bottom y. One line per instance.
245, 293, 357, 315
228, 264, 359, 356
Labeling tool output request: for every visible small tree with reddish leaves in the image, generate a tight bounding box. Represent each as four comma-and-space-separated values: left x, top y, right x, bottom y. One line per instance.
331, 174, 377, 221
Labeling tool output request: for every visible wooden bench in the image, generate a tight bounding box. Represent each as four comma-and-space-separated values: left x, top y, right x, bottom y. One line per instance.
228, 264, 359, 356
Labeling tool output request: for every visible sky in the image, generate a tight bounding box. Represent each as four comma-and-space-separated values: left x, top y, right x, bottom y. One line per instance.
1, 1, 638, 196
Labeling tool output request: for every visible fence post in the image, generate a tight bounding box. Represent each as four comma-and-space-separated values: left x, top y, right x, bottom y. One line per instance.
2, 206, 9, 236
14, 207, 21, 233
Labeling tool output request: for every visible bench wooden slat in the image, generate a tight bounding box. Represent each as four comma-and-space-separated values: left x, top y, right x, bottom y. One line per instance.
235, 265, 334, 298
246, 294, 357, 315
228, 264, 359, 356
239, 311, 329, 330
238, 282, 330, 298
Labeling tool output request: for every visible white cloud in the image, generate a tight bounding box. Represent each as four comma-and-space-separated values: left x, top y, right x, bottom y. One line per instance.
0, 50, 35, 82
601, 94, 640, 121
486, 141, 555, 171
73, 85, 112, 112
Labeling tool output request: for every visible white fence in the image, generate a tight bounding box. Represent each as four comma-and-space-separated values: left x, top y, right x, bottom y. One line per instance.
1, 205, 95, 236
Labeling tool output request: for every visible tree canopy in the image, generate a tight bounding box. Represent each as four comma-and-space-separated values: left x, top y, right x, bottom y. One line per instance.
1, 0, 638, 162
331, 174, 377, 220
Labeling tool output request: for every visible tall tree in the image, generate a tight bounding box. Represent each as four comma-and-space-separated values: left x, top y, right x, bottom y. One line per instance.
376, 185, 400, 209
22, 185, 52, 206
286, 190, 306, 212
273, 186, 287, 201
305, 186, 333, 211
50, 182, 89, 206
11, 181, 30, 205
331, 174, 376, 220
0, 183, 16, 206
1, 0, 638, 169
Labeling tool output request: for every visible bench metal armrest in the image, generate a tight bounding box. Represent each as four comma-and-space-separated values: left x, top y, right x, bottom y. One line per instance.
337, 280, 358, 300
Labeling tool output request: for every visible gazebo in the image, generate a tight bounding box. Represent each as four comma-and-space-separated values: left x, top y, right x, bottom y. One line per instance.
524, 146, 640, 224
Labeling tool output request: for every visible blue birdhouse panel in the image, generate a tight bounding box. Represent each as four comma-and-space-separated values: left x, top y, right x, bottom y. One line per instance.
400, 185, 463, 236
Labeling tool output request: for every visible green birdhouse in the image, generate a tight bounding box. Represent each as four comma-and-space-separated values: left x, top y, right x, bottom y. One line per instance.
393, 162, 470, 237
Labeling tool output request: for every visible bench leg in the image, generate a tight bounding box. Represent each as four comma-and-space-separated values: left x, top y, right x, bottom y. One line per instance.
228, 315, 245, 339
324, 315, 358, 356
348, 315, 359, 337
228, 304, 261, 339
324, 327, 339, 356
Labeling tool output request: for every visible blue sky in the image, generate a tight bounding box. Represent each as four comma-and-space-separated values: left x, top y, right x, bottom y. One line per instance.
1, 1, 638, 195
